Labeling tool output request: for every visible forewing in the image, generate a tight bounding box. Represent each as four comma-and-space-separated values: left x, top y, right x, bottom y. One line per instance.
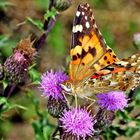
69, 3, 119, 84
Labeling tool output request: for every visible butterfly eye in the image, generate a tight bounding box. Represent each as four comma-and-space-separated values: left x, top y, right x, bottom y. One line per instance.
66, 82, 71, 89
61, 82, 72, 92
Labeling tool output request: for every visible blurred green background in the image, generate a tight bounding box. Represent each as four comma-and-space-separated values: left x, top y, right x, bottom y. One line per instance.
0, 0, 140, 140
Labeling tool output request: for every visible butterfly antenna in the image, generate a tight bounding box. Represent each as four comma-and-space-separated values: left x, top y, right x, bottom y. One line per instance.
79, 94, 96, 109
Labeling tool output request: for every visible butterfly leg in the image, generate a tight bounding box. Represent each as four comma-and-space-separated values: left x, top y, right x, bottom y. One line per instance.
74, 93, 78, 108
79, 94, 96, 109
86, 100, 96, 110
62, 91, 70, 108
80, 94, 96, 102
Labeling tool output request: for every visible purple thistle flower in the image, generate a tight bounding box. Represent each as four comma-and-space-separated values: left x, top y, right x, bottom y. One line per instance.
40, 70, 68, 99
60, 107, 95, 139
13, 51, 25, 62
4, 37, 36, 84
96, 91, 128, 111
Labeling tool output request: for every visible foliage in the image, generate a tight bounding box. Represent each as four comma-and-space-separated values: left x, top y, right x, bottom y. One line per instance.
0, 0, 13, 10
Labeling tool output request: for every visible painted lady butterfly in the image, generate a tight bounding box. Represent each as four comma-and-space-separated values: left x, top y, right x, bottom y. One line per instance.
61, 3, 140, 100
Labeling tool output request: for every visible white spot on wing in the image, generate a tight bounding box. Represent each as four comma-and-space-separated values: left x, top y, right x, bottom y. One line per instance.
84, 7, 87, 10
131, 55, 136, 59
77, 25, 83, 32
85, 16, 87, 20
94, 23, 97, 28
116, 61, 129, 66
103, 39, 107, 44
110, 81, 118, 86
72, 26, 76, 33
98, 31, 102, 36
131, 62, 137, 66
86, 22, 90, 28
76, 11, 80, 17
86, 4, 90, 7
82, 12, 85, 15
72, 25, 83, 33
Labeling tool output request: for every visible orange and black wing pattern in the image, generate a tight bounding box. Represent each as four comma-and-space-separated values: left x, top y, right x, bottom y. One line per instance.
88, 53, 140, 93
69, 3, 119, 84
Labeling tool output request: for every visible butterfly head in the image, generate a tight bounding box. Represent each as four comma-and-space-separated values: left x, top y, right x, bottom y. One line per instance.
61, 81, 74, 93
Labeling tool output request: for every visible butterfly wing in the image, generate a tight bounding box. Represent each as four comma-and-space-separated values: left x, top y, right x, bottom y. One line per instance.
69, 3, 119, 84
87, 53, 140, 93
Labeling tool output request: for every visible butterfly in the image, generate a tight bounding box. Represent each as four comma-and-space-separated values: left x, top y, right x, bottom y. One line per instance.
61, 3, 140, 100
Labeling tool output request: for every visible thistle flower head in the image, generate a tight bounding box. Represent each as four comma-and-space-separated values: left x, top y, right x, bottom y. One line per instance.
4, 37, 36, 83
40, 70, 68, 99
14, 37, 36, 58
96, 91, 128, 111
95, 109, 115, 130
60, 107, 95, 139
47, 96, 68, 118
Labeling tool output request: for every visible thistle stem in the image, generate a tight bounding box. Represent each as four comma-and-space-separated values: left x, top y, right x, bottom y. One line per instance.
35, 14, 58, 51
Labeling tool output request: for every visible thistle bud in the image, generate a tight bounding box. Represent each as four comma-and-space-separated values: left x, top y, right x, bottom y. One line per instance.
54, 0, 72, 12
94, 109, 115, 131
60, 132, 79, 140
47, 96, 68, 118
4, 37, 36, 84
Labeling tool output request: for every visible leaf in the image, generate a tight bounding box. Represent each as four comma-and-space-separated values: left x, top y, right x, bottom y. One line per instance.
26, 17, 44, 31
0, 1, 14, 9
0, 35, 9, 49
10, 104, 27, 110
0, 36, 16, 57
0, 97, 27, 116
32, 121, 44, 140
44, 10, 57, 20
116, 110, 132, 122
0, 97, 7, 104
0, 97, 9, 114
32, 117, 54, 140
43, 126, 54, 140
28, 67, 41, 83
125, 127, 139, 137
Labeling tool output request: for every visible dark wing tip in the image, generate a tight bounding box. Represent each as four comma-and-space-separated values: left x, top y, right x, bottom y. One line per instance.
77, 3, 91, 12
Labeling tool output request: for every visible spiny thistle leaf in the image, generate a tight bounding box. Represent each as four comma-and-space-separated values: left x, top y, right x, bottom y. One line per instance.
26, 17, 44, 31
